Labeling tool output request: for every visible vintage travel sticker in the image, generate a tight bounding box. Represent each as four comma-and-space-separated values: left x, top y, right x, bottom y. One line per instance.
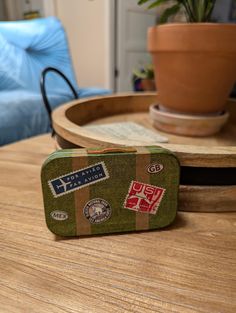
48, 162, 109, 198
83, 198, 112, 224
124, 181, 165, 215
147, 163, 164, 174
50, 210, 68, 221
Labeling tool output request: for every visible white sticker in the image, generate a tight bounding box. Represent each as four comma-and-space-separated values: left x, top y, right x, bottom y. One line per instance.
48, 161, 109, 198
147, 163, 164, 174
50, 210, 68, 221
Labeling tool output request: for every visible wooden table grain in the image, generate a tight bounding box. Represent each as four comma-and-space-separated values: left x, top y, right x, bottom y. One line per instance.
0, 135, 235, 313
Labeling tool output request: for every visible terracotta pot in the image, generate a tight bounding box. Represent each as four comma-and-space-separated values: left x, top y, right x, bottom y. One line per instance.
148, 24, 236, 114
141, 79, 156, 91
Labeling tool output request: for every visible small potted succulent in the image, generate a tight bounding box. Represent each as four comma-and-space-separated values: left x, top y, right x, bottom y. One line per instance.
138, 0, 236, 136
133, 64, 156, 91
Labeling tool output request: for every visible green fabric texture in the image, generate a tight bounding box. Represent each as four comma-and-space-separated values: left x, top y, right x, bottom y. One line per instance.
88, 154, 136, 235
147, 147, 180, 229
41, 156, 76, 236
41, 146, 180, 237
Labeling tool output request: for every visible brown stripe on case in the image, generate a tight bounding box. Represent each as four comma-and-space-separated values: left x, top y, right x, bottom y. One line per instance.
135, 147, 150, 231
72, 152, 91, 236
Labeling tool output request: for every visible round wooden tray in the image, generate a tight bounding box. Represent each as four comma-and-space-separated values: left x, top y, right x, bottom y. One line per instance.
52, 93, 236, 212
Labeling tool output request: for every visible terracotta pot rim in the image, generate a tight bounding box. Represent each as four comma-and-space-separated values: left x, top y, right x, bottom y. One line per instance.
148, 22, 236, 52
150, 23, 236, 30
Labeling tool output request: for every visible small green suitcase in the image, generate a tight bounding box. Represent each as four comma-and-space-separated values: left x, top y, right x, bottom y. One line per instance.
41, 146, 180, 237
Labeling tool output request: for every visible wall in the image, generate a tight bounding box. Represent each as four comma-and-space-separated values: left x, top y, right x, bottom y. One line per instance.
4, 0, 45, 20
0, 0, 6, 20
213, 0, 233, 22
20, 0, 45, 17
54, 0, 113, 89
1, 0, 113, 89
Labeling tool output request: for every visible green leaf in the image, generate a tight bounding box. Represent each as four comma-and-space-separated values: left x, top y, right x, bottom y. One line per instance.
133, 64, 154, 80
205, 1, 216, 22
137, 0, 217, 23
186, 0, 196, 21
196, 0, 205, 22
147, 0, 172, 10
138, 0, 151, 5
159, 4, 181, 23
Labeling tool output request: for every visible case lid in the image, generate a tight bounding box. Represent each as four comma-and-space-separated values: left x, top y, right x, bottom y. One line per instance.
41, 146, 180, 236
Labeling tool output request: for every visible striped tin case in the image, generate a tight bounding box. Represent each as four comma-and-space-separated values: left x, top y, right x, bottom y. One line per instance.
41, 146, 180, 237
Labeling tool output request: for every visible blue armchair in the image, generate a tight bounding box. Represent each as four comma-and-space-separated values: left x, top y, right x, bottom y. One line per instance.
0, 17, 110, 146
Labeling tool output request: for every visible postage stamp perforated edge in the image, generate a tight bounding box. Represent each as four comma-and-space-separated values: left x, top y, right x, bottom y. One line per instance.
123, 180, 166, 215
48, 161, 110, 198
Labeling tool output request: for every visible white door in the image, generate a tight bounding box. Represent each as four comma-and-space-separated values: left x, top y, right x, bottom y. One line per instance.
115, 0, 157, 92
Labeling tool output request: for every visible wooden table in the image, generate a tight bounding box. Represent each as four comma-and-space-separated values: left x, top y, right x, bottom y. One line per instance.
0, 135, 235, 313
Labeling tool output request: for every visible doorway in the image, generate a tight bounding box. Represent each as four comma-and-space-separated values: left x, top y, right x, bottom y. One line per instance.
115, 0, 157, 92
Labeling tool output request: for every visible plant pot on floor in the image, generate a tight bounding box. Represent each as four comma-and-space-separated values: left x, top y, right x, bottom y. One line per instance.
141, 78, 156, 91
148, 23, 236, 136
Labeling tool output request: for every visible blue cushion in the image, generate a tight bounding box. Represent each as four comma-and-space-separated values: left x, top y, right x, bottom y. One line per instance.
0, 90, 69, 145
0, 17, 79, 95
0, 88, 111, 146
0, 17, 111, 146
78, 87, 111, 98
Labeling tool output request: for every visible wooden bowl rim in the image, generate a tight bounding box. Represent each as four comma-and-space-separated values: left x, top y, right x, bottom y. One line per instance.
52, 93, 236, 167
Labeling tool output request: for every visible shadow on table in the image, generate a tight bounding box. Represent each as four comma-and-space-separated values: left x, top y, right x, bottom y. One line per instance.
53, 213, 186, 242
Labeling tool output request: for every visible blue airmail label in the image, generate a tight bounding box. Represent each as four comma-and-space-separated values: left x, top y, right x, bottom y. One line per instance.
48, 162, 109, 198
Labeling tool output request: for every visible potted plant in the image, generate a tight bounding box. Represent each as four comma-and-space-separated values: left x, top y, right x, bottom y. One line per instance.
133, 64, 156, 91
138, 0, 236, 136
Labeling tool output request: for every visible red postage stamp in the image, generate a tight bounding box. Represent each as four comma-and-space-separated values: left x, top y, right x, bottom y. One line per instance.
124, 181, 165, 215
